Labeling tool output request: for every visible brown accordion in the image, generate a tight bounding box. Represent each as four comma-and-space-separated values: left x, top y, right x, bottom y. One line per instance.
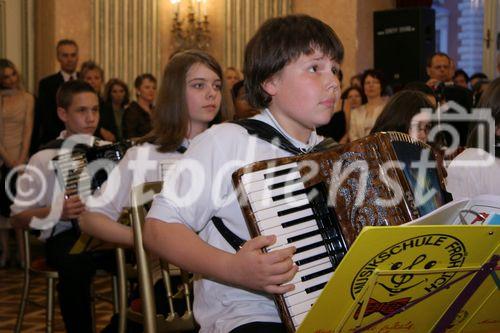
232, 132, 448, 332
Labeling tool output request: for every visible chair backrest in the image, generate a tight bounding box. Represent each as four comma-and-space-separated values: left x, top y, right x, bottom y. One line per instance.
129, 181, 195, 333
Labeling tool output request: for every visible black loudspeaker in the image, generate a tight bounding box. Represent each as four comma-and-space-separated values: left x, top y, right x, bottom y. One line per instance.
374, 7, 435, 89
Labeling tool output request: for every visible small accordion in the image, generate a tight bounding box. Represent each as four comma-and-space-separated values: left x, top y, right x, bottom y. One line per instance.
232, 132, 449, 332
53, 141, 131, 198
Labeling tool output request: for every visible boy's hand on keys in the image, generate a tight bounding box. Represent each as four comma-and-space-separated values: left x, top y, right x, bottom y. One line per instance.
230, 235, 298, 294
61, 195, 86, 220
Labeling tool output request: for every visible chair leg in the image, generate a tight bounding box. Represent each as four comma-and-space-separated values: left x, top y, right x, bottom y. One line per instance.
115, 248, 127, 333
14, 267, 31, 333
90, 283, 97, 333
46, 277, 55, 333
112, 275, 119, 313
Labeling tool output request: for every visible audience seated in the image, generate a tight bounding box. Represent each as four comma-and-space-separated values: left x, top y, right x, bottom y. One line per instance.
80, 60, 118, 142
122, 74, 157, 140
231, 80, 260, 120
103, 78, 130, 141
349, 69, 388, 141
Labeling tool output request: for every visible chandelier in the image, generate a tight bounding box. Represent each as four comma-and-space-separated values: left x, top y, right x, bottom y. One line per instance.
171, 0, 211, 52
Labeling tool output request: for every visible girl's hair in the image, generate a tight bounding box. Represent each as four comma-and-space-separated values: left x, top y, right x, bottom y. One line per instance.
467, 77, 500, 156
371, 90, 433, 135
0, 58, 22, 90
341, 86, 367, 105
138, 49, 233, 152
361, 69, 388, 97
244, 14, 344, 109
103, 78, 130, 106
80, 60, 104, 80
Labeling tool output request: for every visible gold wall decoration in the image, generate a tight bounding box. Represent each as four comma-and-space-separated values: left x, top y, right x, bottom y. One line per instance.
223, 0, 291, 70
91, 0, 161, 93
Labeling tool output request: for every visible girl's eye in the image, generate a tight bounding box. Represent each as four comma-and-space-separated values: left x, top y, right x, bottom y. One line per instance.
332, 67, 339, 75
308, 65, 318, 73
193, 83, 205, 89
214, 84, 222, 91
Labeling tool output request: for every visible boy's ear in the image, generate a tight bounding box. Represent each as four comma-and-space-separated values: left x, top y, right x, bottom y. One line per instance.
57, 107, 68, 123
262, 75, 280, 97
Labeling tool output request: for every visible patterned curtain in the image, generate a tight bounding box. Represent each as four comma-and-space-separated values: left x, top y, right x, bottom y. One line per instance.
224, 0, 292, 70
91, 0, 161, 92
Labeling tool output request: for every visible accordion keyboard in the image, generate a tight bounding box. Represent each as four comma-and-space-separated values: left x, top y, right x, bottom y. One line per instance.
241, 162, 349, 329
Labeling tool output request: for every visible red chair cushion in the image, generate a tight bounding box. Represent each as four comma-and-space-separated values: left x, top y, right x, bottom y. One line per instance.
31, 257, 55, 272
130, 298, 142, 312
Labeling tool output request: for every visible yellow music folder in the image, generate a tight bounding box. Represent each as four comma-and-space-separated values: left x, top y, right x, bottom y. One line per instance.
297, 226, 500, 333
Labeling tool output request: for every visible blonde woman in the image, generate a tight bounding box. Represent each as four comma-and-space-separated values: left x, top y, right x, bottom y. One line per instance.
0, 59, 33, 268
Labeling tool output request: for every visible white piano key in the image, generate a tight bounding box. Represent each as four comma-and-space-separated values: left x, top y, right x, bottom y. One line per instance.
268, 225, 318, 249
292, 311, 310, 329
289, 261, 333, 284
247, 181, 304, 203
260, 219, 317, 238
250, 193, 308, 213
241, 162, 298, 185
244, 171, 302, 194
288, 297, 316, 317
285, 271, 332, 298
286, 288, 322, 308
254, 198, 309, 221
257, 208, 314, 231
297, 256, 330, 272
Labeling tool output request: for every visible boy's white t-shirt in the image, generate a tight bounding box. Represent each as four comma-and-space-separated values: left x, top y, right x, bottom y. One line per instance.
147, 109, 322, 333
10, 132, 108, 240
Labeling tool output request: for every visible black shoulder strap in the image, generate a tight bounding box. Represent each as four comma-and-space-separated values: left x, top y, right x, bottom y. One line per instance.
231, 119, 303, 155
211, 216, 245, 251
176, 145, 187, 154
214, 120, 339, 251
232, 118, 338, 154
39, 139, 66, 151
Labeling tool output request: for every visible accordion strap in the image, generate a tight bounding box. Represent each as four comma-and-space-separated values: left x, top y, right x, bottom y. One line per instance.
231, 118, 337, 154
211, 216, 245, 251
213, 120, 337, 252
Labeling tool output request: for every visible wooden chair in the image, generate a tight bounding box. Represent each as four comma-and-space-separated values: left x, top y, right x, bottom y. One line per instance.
15, 229, 120, 333
128, 181, 196, 332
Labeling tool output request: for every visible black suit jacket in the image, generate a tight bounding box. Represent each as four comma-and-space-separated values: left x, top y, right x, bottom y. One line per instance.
32, 72, 65, 151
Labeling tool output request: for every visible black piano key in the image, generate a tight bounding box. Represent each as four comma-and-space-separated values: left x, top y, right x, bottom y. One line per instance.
272, 188, 308, 202
281, 214, 315, 228
301, 266, 335, 282
295, 240, 325, 254
268, 177, 302, 190
278, 203, 311, 217
305, 281, 328, 294
264, 166, 299, 179
287, 229, 321, 243
295, 251, 329, 266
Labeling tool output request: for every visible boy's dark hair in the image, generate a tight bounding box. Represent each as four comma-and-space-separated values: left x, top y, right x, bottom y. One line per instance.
134, 73, 157, 90
56, 80, 97, 109
244, 14, 344, 108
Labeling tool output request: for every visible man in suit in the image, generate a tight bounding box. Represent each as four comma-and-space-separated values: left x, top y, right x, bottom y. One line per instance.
32, 39, 79, 151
